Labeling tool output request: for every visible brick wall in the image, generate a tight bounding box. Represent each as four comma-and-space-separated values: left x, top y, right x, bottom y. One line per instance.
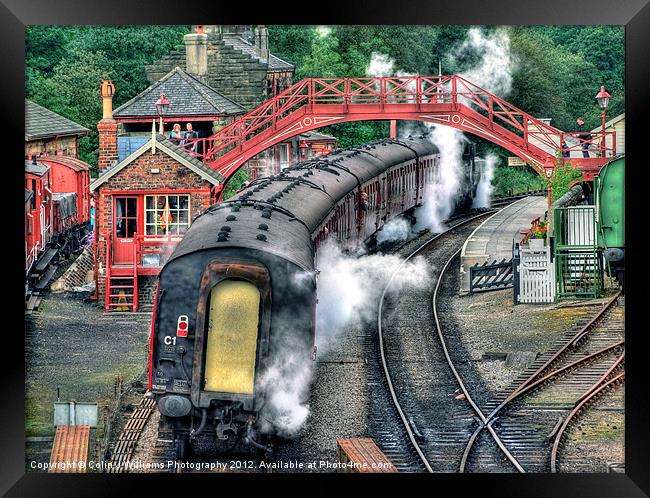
95, 148, 214, 308
137, 276, 158, 310
98, 119, 119, 173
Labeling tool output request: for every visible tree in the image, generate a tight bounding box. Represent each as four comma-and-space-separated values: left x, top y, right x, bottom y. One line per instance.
29, 50, 111, 169
222, 168, 251, 200
549, 156, 583, 203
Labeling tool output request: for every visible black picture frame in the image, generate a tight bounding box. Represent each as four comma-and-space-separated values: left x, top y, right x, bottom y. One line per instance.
5, 1, 648, 495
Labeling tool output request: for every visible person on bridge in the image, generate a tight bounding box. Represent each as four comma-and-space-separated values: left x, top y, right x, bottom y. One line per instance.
561, 140, 570, 158
576, 118, 592, 158
184, 123, 198, 153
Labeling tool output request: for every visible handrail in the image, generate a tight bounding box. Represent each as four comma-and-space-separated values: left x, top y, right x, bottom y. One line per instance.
179, 75, 616, 176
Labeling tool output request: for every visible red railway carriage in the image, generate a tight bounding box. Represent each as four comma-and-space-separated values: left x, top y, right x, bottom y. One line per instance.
38, 156, 91, 225
25, 156, 92, 282
25, 159, 53, 273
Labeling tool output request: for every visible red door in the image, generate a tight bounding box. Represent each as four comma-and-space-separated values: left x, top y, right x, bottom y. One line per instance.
113, 196, 138, 264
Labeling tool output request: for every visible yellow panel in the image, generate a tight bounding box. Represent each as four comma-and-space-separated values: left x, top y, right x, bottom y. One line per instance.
204, 280, 260, 394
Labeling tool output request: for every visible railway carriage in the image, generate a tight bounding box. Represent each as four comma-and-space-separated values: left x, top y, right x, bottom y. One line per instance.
25, 155, 92, 286
149, 136, 481, 458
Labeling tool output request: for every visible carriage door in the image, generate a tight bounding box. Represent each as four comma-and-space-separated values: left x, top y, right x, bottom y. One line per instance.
113, 196, 138, 264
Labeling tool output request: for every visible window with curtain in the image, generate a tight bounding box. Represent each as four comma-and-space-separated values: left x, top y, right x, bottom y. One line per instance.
144, 195, 190, 235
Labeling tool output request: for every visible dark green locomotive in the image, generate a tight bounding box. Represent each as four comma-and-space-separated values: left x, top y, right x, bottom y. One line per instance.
595, 155, 625, 284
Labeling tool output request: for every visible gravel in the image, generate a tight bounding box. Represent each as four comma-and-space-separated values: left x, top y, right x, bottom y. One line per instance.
25, 292, 151, 471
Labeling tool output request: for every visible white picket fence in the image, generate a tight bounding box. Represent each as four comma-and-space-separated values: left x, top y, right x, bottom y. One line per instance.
518, 246, 555, 303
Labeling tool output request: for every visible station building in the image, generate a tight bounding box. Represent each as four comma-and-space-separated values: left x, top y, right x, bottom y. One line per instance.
92, 25, 337, 311
91, 82, 225, 310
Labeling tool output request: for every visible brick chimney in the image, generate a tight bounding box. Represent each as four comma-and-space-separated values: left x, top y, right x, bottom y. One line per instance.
185, 26, 208, 78
98, 80, 118, 173
254, 25, 269, 63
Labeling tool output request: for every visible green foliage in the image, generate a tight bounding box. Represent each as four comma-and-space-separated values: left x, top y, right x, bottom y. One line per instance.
492, 165, 547, 197
222, 168, 252, 201
550, 158, 583, 202
268, 26, 319, 67
25, 26, 189, 169
25, 24, 624, 186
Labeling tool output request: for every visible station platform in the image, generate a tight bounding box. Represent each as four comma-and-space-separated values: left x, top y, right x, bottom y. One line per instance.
460, 196, 548, 294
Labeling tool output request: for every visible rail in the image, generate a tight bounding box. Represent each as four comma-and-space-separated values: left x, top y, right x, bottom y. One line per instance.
162, 76, 615, 179
460, 289, 623, 469
377, 210, 525, 473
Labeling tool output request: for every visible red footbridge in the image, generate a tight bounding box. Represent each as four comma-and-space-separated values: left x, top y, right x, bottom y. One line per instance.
183, 75, 616, 197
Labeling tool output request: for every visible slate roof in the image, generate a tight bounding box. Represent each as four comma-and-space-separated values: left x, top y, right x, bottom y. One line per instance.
25, 100, 90, 141
113, 67, 245, 118
25, 160, 50, 177
90, 134, 224, 191
222, 35, 294, 71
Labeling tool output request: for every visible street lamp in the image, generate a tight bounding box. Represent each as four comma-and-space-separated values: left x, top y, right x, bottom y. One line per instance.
155, 93, 170, 135
595, 85, 610, 155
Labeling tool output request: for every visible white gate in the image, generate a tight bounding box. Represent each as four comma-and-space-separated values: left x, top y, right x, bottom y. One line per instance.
518, 246, 555, 303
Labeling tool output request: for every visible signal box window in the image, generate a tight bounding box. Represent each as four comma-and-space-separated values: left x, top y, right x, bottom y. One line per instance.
145, 195, 190, 235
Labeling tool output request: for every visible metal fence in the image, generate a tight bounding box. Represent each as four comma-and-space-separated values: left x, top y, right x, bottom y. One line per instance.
553, 206, 603, 299
469, 258, 513, 295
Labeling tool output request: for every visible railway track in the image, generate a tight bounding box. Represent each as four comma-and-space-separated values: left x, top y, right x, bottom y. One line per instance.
434, 251, 624, 472
374, 210, 525, 472
374, 203, 624, 473
463, 290, 624, 472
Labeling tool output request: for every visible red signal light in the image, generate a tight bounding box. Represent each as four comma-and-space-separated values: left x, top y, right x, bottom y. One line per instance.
177, 315, 189, 337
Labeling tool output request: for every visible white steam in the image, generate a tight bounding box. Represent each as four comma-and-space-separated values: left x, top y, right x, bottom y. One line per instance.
455, 27, 513, 96
472, 154, 497, 208
256, 240, 431, 437
366, 52, 395, 77
376, 217, 412, 245
414, 125, 467, 232
316, 26, 332, 38
257, 351, 312, 437
314, 241, 430, 354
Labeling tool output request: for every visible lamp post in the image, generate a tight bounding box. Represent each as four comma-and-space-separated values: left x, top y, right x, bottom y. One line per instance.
595, 85, 610, 155
155, 93, 170, 135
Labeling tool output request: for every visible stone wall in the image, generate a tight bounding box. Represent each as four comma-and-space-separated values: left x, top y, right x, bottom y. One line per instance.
137, 275, 158, 310
25, 136, 78, 159
145, 37, 269, 111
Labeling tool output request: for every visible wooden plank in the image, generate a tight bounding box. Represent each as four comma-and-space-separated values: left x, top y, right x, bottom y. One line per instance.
35, 265, 58, 290
336, 438, 397, 473
49, 425, 90, 473
34, 248, 58, 273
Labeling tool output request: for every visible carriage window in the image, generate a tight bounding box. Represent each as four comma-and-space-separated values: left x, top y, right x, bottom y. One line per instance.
145, 194, 190, 235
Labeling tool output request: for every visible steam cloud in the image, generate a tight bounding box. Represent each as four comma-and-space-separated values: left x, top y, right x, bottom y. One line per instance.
258, 27, 515, 438
376, 217, 412, 245
314, 240, 431, 354
257, 350, 312, 437
472, 154, 497, 208
255, 240, 431, 437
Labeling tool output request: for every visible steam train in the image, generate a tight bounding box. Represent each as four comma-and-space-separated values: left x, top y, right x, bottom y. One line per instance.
595, 155, 625, 284
148, 136, 482, 458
